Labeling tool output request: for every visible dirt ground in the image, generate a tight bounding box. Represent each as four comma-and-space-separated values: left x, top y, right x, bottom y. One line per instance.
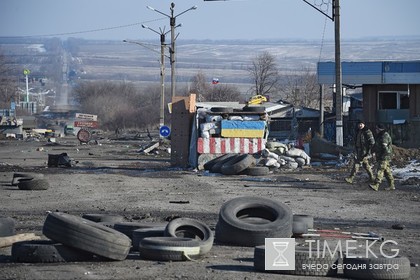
0, 134, 419, 280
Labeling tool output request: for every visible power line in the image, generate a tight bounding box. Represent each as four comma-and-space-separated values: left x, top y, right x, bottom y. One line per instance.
318, 0, 331, 62
0, 18, 166, 38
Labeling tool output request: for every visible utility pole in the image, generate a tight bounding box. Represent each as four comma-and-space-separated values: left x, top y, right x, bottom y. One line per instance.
141, 25, 171, 128
160, 33, 166, 128
170, 3, 176, 99
303, 0, 343, 146
319, 84, 325, 137
147, 3, 197, 98
123, 38, 170, 129
334, 0, 343, 146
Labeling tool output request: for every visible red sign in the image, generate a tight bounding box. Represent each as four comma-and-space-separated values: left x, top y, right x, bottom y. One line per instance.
74, 120, 99, 128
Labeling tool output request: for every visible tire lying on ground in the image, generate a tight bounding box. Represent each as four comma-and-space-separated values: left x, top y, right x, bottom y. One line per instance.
17, 179, 50, 190
42, 212, 131, 261
11, 240, 97, 263
211, 154, 238, 174
215, 196, 292, 247
254, 245, 338, 276
164, 217, 214, 255
343, 256, 411, 279
0, 217, 15, 237
210, 107, 234, 113
203, 153, 235, 171
139, 237, 201, 261
132, 227, 166, 251
82, 213, 125, 223
242, 106, 266, 113
113, 222, 168, 240
11, 172, 44, 186
221, 154, 256, 175
245, 166, 270, 176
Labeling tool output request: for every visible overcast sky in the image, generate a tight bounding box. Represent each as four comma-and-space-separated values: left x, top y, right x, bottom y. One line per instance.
1, 0, 419, 41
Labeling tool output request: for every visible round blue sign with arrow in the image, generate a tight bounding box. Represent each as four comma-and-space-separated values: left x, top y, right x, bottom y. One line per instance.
159, 125, 171, 138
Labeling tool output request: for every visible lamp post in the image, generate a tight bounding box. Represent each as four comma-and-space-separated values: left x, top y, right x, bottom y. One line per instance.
123, 39, 170, 128
146, 3, 197, 98
141, 25, 171, 128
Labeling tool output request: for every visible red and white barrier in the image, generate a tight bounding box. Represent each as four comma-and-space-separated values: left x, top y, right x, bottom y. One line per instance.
197, 137, 266, 154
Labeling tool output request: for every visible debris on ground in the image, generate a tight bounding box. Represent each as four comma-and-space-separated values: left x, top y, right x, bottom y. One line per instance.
392, 146, 420, 168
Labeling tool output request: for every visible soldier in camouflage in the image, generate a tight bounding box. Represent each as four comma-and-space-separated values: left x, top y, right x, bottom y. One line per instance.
369, 124, 395, 191
345, 120, 375, 184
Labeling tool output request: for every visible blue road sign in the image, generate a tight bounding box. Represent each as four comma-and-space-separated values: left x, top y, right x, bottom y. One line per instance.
159, 125, 171, 137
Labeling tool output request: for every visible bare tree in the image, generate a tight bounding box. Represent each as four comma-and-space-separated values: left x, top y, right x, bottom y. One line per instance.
189, 71, 209, 102
72, 81, 160, 130
279, 67, 319, 109
248, 51, 280, 96
188, 72, 241, 102
204, 84, 241, 102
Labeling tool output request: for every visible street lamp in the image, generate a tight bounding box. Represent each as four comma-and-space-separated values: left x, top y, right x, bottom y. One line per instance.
146, 3, 197, 98
141, 25, 171, 128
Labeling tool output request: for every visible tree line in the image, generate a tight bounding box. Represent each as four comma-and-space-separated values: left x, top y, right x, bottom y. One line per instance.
1, 47, 321, 131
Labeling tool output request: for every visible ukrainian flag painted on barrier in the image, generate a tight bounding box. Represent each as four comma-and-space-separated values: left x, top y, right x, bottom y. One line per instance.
221, 120, 266, 138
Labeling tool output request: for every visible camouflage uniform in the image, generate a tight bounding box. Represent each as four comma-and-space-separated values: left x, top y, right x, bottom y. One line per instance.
370, 128, 394, 191
345, 124, 375, 184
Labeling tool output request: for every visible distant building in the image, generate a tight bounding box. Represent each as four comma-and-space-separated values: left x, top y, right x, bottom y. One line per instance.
318, 60, 420, 147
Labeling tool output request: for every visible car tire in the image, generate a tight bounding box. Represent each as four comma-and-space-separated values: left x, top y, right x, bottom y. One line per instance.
132, 227, 166, 251
245, 166, 270, 176
211, 154, 238, 174
11, 173, 44, 186
221, 154, 256, 175
139, 237, 201, 261
17, 179, 49, 190
215, 196, 292, 247
42, 212, 131, 261
203, 154, 234, 171
210, 107, 233, 113
11, 240, 97, 263
242, 106, 266, 113
113, 222, 168, 240
164, 217, 214, 255
82, 213, 125, 223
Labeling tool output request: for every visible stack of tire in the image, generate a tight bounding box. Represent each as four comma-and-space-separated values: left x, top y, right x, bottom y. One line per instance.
11, 172, 49, 191
10, 212, 215, 263
215, 196, 293, 247
107, 217, 214, 261
204, 154, 269, 176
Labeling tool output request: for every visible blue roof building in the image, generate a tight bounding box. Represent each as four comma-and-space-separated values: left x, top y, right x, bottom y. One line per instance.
318, 61, 420, 147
